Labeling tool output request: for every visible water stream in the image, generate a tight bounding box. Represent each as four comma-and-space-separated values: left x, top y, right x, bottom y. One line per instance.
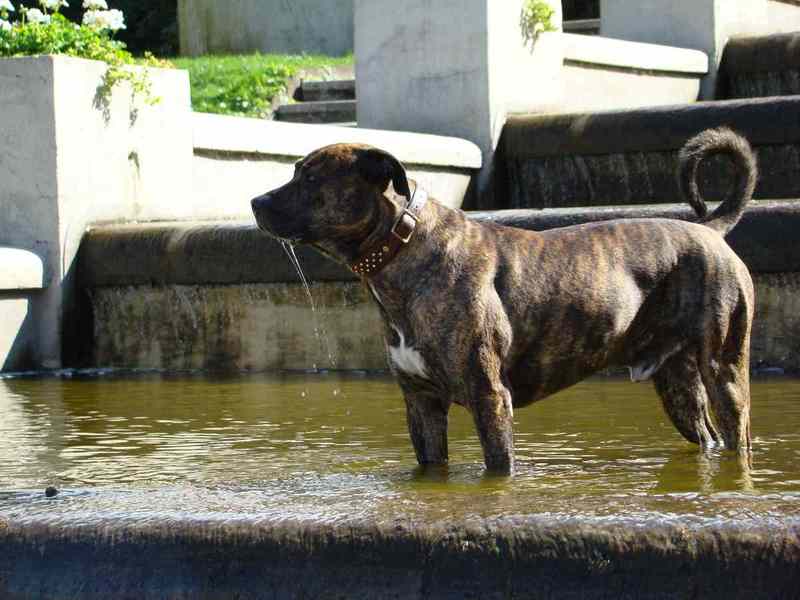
280, 241, 337, 370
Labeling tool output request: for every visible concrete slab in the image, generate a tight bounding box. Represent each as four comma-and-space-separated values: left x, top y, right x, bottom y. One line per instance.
190, 113, 481, 214
274, 100, 357, 124
0, 517, 797, 599
0, 248, 45, 291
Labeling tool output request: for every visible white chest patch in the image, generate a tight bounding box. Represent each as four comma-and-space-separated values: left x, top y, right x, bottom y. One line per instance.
389, 325, 429, 379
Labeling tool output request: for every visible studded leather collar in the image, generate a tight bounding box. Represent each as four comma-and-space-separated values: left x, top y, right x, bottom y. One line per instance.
349, 184, 428, 278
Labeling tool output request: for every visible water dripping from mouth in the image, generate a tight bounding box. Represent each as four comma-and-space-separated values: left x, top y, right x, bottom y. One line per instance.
280, 242, 338, 372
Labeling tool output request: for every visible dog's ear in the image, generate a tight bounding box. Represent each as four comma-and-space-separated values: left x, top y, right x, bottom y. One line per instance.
355, 148, 411, 201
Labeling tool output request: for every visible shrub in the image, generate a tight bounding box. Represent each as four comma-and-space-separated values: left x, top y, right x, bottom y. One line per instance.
520, 0, 558, 48
0, 0, 165, 103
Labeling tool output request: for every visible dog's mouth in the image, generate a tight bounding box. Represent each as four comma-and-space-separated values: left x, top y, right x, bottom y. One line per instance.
252, 200, 305, 244
254, 221, 304, 245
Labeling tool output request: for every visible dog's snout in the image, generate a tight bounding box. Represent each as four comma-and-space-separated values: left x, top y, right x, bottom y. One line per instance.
251, 193, 272, 213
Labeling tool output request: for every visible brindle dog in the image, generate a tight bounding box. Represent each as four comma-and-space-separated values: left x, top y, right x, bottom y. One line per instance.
252, 128, 757, 475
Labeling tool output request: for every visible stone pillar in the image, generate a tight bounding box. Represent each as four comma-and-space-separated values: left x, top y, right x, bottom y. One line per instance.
600, 0, 768, 98
0, 56, 192, 370
355, 0, 564, 208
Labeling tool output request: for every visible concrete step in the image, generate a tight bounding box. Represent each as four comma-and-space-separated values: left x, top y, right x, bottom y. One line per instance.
718, 32, 800, 99
498, 95, 800, 210
273, 100, 357, 124
563, 18, 600, 35
79, 200, 800, 287
294, 79, 356, 102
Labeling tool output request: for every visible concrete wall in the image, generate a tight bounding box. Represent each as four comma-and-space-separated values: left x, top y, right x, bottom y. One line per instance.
600, 0, 768, 98
0, 58, 60, 369
0, 56, 191, 371
178, 0, 354, 57
0, 55, 481, 372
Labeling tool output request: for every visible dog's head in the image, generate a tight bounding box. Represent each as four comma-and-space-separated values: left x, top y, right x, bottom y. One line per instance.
251, 143, 410, 261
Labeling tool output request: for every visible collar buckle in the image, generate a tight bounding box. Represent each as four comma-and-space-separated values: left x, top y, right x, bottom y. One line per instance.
391, 209, 419, 244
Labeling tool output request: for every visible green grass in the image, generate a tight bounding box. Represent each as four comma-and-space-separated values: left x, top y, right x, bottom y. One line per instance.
170, 53, 353, 119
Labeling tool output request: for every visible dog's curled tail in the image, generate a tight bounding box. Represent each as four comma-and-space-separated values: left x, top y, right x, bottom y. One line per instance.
679, 127, 758, 236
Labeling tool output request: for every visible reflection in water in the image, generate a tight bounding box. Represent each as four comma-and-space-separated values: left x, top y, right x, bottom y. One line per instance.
654, 448, 754, 494
0, 373, 798, 525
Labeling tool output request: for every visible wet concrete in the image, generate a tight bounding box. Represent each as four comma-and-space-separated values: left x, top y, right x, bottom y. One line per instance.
79, 202, 800, 286
78, 203, 800, 372
0, 516, 797, 599
499, 96, 800, 209
718, 32, 800, 99
90, 282, 386, 371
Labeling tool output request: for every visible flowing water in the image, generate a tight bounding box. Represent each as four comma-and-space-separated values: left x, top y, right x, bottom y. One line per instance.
280, 241, 337, 369
0, 372, 798, 528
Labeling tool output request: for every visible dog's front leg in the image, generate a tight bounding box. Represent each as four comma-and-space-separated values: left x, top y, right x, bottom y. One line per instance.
403, 390, 449, 467
469, 372, 515, 476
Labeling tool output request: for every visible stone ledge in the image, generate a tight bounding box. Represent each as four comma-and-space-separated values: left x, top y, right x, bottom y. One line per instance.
721, 32, 800, 74
191, 113, 483, 170
563, 32, 708, 74
0, 248, 45, 291
503, 96, 800, 159
0, 516, 797, 599
78, 201, 800, 289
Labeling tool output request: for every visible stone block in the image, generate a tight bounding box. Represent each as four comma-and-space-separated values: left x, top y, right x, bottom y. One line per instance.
355, 0, 563, 206
0, 56, 193, 370
178, 0, 354, 57
600, 0, 768, 98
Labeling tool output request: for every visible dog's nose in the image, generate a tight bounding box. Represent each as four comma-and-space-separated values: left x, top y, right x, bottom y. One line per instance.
251, 193, 271, 213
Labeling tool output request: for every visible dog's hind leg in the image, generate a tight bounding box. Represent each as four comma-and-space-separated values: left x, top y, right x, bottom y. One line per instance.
404, 392, 450, 466
653, 353, 721, 448
701, 301, 753, 453
702, 358, 751, 452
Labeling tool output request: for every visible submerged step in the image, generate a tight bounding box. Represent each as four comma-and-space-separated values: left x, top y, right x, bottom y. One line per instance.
499, 96, 800, 210
718, 32, 800, 99
294, 79, 356, 102
274, 100, 357, 124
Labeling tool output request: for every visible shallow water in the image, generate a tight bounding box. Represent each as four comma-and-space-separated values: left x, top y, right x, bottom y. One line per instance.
0, 372, 798, 527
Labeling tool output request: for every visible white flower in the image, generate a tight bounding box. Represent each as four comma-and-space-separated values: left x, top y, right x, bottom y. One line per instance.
0, 0, 15, 13
26, 8, 51, 23
0, 18, 11, 31
40, 0, 68, 10
82, 0, 107, 9
82, 8, 125, 31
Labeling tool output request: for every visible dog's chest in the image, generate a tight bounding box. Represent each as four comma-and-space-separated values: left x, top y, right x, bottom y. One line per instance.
368, 283, 430, 380
388, 326, 428, 379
